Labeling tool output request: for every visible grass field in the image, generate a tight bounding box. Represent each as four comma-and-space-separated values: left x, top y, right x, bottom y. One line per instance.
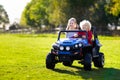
0, 33, 120, 80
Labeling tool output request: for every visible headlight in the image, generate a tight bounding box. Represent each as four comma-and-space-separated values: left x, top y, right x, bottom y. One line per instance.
75, 44, 78, 48
60, 46, 64, 50
66, 46, 70, 51
79, 43, 82, 47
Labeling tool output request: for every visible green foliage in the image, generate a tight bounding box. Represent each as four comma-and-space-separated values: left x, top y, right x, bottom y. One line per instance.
20, 0, 48, 27
105, 0, 120, 16
0, 34, 120, 80
105, 0, 120, 24
67, 0, 95, 21
89, 0, 109, 29
21, 0, 120, 30
21, 0, 68, 28
0, 5, 9, 24
21, 0, 96, 28
47, 0, 68, 27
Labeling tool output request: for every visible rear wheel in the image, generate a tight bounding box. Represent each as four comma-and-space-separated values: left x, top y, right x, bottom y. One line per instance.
46, 53, 56, 69
93, 52, 104, 68
84, 53, 92, 71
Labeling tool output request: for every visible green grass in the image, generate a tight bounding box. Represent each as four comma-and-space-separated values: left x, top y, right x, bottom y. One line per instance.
0, 33, 120, 80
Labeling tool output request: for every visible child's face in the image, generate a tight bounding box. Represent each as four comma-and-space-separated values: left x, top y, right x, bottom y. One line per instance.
82, 23, 90, 31
69, 20, 76, 30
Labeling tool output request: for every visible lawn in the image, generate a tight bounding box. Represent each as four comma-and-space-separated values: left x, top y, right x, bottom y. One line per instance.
0, 33, 120, 80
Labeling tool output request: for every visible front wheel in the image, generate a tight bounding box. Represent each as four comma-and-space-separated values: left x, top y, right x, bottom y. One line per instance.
93, 52, 105, 68
46, 53, 56, 69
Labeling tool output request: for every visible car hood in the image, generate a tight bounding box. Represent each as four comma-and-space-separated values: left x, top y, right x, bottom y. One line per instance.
57, 38, 88, 46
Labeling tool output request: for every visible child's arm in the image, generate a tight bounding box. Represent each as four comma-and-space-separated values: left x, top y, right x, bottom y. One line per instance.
88, 31, 92, 44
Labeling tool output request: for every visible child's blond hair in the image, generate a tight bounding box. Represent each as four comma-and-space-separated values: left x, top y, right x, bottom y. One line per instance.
66, 17, 78, 30
79, 20, 92, 31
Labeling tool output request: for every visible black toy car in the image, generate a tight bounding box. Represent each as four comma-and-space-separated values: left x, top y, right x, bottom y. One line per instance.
46, 28, 104, 71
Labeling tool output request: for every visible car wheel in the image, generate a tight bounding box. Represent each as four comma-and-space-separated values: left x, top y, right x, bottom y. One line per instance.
84, 53, 92, 71
93, 52, 104, 68
46, 53, 56, 69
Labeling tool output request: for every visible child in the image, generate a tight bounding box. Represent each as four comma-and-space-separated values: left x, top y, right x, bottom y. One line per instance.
77, 20, 93, 44
66, 17, 79, 38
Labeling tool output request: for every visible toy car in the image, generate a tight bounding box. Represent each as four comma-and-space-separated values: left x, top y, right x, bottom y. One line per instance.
46, 28, 105, 71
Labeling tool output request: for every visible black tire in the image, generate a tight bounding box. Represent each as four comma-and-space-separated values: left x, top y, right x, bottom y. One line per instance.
63, 60, 73, 66
46, 53, 56, 69
84, 53, 92, 71
93, 52, 105, 68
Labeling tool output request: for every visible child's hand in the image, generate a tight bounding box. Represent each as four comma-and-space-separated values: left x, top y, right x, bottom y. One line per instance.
74, 34, 78, 37
82, 35, 86, 38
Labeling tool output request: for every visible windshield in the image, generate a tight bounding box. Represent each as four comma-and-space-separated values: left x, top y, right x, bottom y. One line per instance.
58, 30, 87, 41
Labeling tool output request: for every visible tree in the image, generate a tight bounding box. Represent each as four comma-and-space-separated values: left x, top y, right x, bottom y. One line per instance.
89, 0, 109, 28
21, 0, 119, 31
47, 0, 68, 27
105, 0, 120, 16
20, 0, 48, 28
66, 0, 95, 22
21, 0, 96, 28
105, 0, 120, 25
21, 0, 68, 29
0, 5, 9, 24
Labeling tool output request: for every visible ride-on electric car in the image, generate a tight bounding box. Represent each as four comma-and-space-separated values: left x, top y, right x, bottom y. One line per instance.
46, 28, 104, 71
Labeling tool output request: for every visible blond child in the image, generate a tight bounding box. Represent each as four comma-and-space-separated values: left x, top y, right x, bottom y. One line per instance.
77, 20, 93, 44
66, 17, 79, 38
